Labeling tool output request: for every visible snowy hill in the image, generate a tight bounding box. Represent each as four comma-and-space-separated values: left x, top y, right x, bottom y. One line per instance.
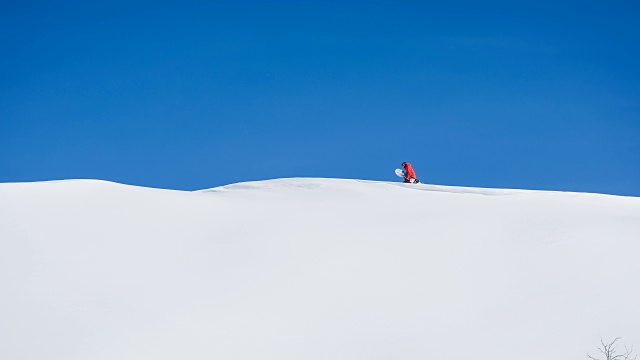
1, 178, 639, 360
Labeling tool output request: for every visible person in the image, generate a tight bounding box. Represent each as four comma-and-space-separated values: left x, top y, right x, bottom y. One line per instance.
401, 162, 420, 183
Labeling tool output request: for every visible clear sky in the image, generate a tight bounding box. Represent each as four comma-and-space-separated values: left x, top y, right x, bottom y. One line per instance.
2, 1, 639, 196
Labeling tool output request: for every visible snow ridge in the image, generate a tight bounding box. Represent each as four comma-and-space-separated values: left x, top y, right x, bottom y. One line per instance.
1, 178, 639, 360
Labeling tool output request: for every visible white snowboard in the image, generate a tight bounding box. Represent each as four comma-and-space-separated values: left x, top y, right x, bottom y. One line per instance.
396, 169, 421, 183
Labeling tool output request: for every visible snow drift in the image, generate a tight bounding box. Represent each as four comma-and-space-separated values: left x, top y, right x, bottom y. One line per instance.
1, 178, 639, 360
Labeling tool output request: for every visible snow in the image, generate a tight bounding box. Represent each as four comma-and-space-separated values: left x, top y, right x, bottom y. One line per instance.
1, 178, 639, 359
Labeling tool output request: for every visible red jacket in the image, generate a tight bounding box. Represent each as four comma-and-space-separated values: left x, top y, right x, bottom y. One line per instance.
402, 162, 416, 181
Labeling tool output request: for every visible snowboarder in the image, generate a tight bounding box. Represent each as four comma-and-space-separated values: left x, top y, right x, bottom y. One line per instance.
401, 162, 420, 184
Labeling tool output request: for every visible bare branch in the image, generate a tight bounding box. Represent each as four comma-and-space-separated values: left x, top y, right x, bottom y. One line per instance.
589, 338, 636, 360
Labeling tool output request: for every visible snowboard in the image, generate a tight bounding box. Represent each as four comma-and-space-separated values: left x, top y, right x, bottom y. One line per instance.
395, 168, 421, 184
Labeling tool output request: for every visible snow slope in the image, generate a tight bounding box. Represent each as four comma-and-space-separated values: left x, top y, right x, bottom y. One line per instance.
1, 178, 639, 360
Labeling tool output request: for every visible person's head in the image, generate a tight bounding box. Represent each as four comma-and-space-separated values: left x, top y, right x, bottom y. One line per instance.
401, 162, 408, 168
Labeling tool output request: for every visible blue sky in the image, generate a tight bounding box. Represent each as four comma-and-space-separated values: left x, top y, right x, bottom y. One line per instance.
2, 1, 639, 196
